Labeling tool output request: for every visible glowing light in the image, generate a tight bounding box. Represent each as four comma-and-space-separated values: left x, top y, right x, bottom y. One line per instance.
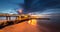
28, 19, 37, 26
18, 9, 23, 14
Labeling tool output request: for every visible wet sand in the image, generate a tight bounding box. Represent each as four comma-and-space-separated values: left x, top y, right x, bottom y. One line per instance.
0, 21, 39, 32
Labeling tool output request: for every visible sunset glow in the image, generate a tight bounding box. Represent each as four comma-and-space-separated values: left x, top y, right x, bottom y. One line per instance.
28, 19, 37, 26
18, 9, 23, 14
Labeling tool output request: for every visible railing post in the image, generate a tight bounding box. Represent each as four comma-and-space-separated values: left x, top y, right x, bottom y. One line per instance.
6, 16, 8, 20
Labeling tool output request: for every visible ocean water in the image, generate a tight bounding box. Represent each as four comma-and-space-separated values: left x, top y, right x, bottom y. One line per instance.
37, 15, 60, 32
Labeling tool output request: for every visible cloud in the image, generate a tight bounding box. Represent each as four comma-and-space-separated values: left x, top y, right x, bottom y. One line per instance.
0, 0, 24, 13
31, 9, 60, 14
26, 0, 60, 12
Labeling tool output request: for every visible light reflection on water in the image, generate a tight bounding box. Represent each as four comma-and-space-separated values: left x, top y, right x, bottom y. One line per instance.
28, 15, 60, 32
28, 19, 37, 26
0, 15, 60, 32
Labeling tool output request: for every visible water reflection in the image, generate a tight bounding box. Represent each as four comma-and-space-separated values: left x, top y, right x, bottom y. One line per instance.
0, 15, 60, 32
37, 15, 60, 32
28, 19, 37, 26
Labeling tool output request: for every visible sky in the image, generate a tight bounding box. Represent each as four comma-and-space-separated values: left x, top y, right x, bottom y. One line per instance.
26, 0, 60, 14
0, 0, 24, 14
0, 0, 60, 14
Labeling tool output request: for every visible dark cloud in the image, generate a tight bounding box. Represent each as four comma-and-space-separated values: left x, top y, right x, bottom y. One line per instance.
25, 0, 60, 13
